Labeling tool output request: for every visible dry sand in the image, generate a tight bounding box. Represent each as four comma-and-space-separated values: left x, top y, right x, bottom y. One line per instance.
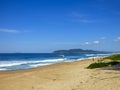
0, 58, 120, 90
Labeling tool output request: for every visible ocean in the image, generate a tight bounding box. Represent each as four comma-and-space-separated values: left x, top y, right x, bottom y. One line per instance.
0, 53, 112, 71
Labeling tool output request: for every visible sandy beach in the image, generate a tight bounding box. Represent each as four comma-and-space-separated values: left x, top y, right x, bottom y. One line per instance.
0, 58, 120, 90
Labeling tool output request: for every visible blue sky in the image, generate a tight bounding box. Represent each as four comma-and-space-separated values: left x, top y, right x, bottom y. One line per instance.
0, 0, 120, 53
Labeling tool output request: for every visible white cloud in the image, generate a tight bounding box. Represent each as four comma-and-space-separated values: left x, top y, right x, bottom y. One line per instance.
100, 37, 106, 40
82, 40, 100, 46
0, 29, 20, 33
84, 42, 91, 45
115, 37, 120, 42
79, 19, 93, 23
0, 29, 29, 33
81, 42, 91, 45
93, 41, 100, 44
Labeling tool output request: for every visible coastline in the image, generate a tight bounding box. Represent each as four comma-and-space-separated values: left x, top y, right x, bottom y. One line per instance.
0, 58, 120, 90
0, 53, 112, 71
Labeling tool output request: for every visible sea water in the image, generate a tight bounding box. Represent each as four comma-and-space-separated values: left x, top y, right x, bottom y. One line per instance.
0, 53, 112, 71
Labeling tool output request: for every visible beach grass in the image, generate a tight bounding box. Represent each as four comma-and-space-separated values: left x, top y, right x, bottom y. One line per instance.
87, 54, 120, 69
104, 54, 120, 60
87, 61, 120, 69
87, 62, 108, 69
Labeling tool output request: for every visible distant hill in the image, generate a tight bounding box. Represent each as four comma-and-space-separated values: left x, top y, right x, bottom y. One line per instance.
53, 49, 110, 54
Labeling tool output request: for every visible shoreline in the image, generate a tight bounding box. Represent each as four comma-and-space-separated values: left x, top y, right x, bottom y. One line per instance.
0, 56, 106, 72
0, 57, 120, 90
0, 58, 93, 73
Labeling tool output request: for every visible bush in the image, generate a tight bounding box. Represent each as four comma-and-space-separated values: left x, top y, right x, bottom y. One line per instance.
107, 61, 120, 65
104, 54, 120, 60
87, 61, 120, 69
87, 62, 108, 69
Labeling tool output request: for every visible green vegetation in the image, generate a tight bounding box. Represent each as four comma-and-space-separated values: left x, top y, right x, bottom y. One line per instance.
87, 62, 108, 69
87, 54, 120, 69
87, 61, 119, 69
104, 54, 120, 60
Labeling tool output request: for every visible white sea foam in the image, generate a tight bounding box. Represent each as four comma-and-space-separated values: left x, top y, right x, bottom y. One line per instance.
0, 62, 26, 67
29, 63, 52, 68
85, 54, 95, 56
39, 58, 64, 62
0, 68, 8, 71
0, 58, 65, 68
26, 58, 64, 64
